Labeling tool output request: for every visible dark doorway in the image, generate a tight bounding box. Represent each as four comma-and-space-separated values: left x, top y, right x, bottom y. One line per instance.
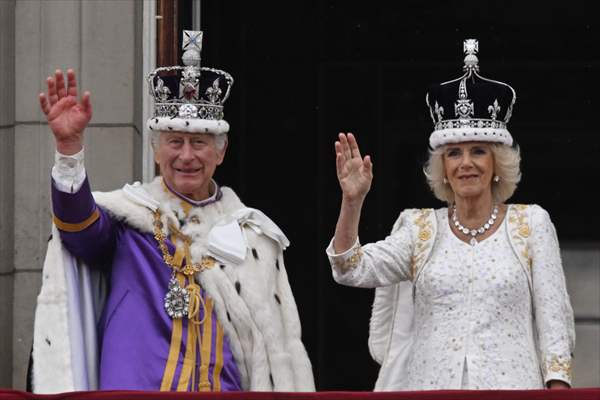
193, 1, 599, 390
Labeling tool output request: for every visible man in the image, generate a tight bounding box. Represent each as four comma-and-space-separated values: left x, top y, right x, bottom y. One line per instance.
32, 31, 314, 393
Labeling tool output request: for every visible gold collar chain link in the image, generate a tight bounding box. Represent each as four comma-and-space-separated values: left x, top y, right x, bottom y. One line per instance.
153, 210, 216, 276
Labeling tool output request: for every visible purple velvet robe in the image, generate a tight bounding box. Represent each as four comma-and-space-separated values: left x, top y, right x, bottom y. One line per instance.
52, 178, 241, 391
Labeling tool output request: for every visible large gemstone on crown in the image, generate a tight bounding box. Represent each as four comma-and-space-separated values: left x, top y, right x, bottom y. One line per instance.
179, 104, 198, 118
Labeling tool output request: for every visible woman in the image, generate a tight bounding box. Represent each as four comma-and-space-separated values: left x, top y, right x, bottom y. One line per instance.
326, 39, 575, 390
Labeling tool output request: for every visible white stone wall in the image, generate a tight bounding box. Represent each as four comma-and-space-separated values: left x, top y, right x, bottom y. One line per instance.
6, 0, 143, 389
563, 243, 600, 387
0, 0, 15, 389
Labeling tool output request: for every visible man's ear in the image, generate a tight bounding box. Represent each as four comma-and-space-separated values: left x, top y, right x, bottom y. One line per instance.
152, 132, 161, 164
216, 139, 228, 166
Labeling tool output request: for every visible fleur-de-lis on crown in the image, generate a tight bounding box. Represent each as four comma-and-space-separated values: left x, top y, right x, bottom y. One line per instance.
154, 78, 171, 102
205, 78, 222, 105
434, 101, 444, 123
488, 99, 501, 120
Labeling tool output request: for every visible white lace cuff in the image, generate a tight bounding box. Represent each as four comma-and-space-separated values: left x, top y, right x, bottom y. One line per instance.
326, 237, 363, 274
51, 148, 86, 193
543, 354, 572, 387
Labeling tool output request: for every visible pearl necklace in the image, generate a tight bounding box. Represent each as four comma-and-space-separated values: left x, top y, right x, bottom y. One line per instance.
451, 204, 499, 246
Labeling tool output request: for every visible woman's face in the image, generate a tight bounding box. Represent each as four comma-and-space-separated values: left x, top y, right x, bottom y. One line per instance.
443, 142, 495, 201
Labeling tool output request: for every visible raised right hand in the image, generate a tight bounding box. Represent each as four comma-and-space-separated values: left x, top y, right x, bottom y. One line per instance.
39, 69, 92, 155
335, 132, 373, 203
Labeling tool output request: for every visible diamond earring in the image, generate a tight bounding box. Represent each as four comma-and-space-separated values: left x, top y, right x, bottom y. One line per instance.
443, 177, 448, 184
493, 175, 500, 182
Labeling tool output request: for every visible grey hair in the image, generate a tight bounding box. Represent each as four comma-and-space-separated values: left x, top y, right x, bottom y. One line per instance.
423, 143, 521, 204
150, 130, 228, 151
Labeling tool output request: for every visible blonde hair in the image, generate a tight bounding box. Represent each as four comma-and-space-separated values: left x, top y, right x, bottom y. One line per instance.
423, 143, 521, 203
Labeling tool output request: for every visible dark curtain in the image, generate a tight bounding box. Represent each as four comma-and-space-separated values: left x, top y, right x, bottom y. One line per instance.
193, 1, 599, 390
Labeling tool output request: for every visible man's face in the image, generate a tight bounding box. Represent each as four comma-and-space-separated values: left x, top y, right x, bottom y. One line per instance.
154, 131, 226, 201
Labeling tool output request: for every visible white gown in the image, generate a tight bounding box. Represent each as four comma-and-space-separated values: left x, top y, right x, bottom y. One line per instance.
327, 205, 574, 390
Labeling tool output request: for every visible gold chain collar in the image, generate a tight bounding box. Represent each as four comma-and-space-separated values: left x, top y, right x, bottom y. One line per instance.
152, 210, 216, 275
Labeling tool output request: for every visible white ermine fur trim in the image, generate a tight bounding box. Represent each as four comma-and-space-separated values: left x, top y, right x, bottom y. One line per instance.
147, 117, 230, 135
33, 225, 75, 393
429, 128, 513, 149
35, 177, 314, 392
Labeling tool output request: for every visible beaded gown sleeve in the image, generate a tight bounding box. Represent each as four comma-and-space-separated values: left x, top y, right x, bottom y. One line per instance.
529, 205, 575, 386
326, 209, 417, 288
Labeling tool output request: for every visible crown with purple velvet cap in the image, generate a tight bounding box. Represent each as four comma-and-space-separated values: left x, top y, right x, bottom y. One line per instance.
426, 39, 516, 149
146, 30, 234, 135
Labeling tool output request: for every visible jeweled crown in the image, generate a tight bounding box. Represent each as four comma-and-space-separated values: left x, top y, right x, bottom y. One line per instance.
146, 31, 234, 135
425, 39, 516, 149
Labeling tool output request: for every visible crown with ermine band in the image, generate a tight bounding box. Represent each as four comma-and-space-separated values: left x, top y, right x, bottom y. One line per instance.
426, 39, 517, 149
146, 31, 234, 135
